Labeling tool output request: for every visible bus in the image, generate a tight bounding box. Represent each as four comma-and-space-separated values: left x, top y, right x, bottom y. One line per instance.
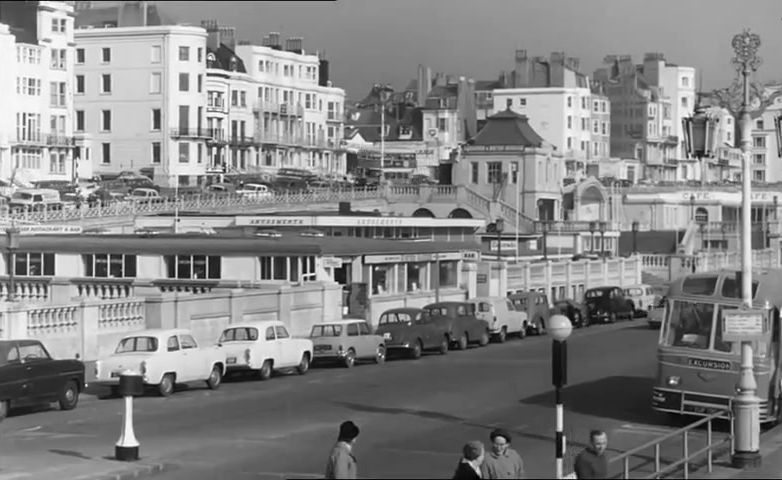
653, 268, 782, 423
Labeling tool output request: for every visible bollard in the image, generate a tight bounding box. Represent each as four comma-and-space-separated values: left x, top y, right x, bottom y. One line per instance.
115, 370, 144, 461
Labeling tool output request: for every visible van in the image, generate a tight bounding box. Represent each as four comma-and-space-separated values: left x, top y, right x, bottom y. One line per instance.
468, 296, 528, 342
507, 291, 550, 335
9, 188, 63, 212
237, 183, 272, 199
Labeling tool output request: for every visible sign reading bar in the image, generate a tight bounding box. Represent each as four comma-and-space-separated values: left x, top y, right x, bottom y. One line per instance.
321, 257, 343, 269
722, 308, 769, 342
6, 225, 83, 235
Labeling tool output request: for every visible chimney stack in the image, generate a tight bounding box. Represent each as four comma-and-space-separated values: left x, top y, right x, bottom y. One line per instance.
268, 32, 281, 50
285, 37, 303, 54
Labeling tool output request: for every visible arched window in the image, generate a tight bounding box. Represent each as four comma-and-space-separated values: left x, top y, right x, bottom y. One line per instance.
695, 207, 708, 223
229, 57, 238, 71
206, 52, 216, 68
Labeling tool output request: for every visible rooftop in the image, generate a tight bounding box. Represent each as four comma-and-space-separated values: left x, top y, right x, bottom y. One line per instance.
467, 108, 546, 147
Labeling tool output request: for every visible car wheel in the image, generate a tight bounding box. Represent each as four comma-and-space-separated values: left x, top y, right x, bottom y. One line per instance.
206, 365, 222, 390
158, 373, 175, 397
296, 353, 310, 375
259, 360, 273, 380
479, 331, 490, 346
58, 380, 80, 410
344, 349, 356, 368
0, 400, 7, 421
519, 324, 527, 339
410, 340, 423, 359
374, 346, 386, 364
574, 311, 583, 328
438, 336, 449, 355
457, 333, 469, 350
497, 327, 507, 343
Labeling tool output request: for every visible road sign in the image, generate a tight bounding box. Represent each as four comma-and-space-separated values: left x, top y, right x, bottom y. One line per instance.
722, 308, 769, 342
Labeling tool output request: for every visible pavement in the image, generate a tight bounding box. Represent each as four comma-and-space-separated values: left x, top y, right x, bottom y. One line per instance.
690, 425, 782, 479
0, 319, 749, 480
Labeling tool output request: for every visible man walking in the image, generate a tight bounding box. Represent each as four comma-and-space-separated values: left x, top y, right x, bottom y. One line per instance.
481, 428, 525, 479
325, 420, 360, 479
453, 440, 485, 480
574, 430, 609, 479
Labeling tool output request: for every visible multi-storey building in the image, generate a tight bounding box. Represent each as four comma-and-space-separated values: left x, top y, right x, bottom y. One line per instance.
236, 32, 347, 176
746, 84, 782, 183
491, 52, 611, 180
0, 1, 76, 184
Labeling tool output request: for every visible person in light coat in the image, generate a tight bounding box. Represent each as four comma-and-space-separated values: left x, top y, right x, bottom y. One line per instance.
325, 420, 360, 479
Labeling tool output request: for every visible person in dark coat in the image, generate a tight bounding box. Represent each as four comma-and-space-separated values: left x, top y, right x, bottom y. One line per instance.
453, 440, 485, 480
574, 429, 609, 479
325, 421, 360, 479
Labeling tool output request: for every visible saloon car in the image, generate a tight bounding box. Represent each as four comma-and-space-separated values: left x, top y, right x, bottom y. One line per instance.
583, 286, 635, 323
94, 328, 226, 397
310, 320, 386, 368
507, 291, 551, 335
623, 284, 659, 317
0, 339, 85, 420
468, 297, 528, 342
551, 299, 590, 328
374, 308, 450, 358
421, 302, 490, 350
217, 321, 313, 379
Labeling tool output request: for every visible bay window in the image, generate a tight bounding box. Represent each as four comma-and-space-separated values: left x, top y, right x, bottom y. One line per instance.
165, 255, 221, 279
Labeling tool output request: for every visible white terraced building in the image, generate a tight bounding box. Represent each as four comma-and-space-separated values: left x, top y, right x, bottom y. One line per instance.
0, 1, 77, 186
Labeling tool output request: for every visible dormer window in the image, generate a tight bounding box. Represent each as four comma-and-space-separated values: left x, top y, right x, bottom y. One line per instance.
206, 52, 216, 68
229, 57, 238, 71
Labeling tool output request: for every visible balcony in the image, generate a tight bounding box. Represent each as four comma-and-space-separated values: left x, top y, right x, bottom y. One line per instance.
46, 134, 75, 147
280, 103, 304, 117
15, 132, 45, 146
228, 135, 255, 147
253, 100, 278, 113
169, 128, 209, 139
206, 129, 227, 144
206, 100, 226, 113
326, 110, 343, 122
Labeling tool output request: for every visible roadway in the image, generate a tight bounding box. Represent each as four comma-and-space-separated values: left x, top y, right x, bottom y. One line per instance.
0, 320, 726, 479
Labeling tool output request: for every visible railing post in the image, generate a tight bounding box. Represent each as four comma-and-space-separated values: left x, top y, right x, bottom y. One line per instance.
707, 417, 713, 473
683, 429, 689, 479
654, 442, 661, 475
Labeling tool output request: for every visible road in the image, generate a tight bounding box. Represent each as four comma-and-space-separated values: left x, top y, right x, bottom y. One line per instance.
0, 320, 725, 479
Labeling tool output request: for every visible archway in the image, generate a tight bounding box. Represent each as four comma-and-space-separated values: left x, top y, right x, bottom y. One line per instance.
448, 208, 473, 219
578, 185, 605, 220
412, 208, 436, 218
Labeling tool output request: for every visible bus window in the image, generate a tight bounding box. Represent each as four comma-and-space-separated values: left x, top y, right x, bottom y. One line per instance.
682, 276, 719, 295
720, 276, 759, 299
665, 300, 715, 350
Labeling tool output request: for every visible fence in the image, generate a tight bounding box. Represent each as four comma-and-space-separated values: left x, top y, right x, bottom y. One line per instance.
640, 248, 779, 283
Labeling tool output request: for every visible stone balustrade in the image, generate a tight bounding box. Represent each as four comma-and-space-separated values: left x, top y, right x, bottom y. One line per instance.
640, 248, 779, 282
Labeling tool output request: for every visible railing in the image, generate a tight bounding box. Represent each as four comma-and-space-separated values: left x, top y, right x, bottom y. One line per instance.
607, 409, 732, 479
533, 220, 621, 233
169, 128, 209, 138
639, 248, 779, 282
15, 132, 45, 145
46, 134, 75, 146
463, 187, 492, 216
228, 135, 255, 147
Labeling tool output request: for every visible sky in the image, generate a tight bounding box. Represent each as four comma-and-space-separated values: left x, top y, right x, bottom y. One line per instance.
161, 0, 782, 102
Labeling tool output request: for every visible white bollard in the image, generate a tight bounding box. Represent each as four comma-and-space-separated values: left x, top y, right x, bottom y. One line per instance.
115, 370, 143, 461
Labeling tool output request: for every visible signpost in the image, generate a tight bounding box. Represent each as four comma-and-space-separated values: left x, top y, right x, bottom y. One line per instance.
722, 308, 769, 342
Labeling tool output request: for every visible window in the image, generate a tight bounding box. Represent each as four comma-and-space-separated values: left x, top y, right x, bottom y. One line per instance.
681, 97, 688, 108
101, 110, 111, 131
567, 96, 572, 108
519, 98, 526, 106
219, 327, 258, 343
75, 75, 84, 94
240, 91, 246, 107
438, 261, 458, 288
198, 74, 203, 93
179, 73, 189, 92
438, 118, 447, 131
101, 47, 110, 63
602, 122, 607, 135
150, 45, 161, 63
179, 46, 190, 61
259, 256, 316, 282
101, 74, 111, 94
754, 153, 765, 165
487, 162, 502, 184
275, 326, 290, 339
75, 110, 84, 131
347, 323, 359, 336
150, 72, 161, 94
506, 98, 512, 108
152, 142, 161, 164
567, 116, 572, 129
197, 47, 203, 63
150, 108, 162, 131
180, 335, 197, 350
581, 97, 587, 109
165, 254, 221, 279
83, 254, 137, 278
167, 336, 180, 352
49, 82, 66, 107
682, 76, 690, 87
12, 253, 55, 276
756, 119, 765, 130
371, 264, 392, 294
407, 262, 427, 291
76, 48, 84, 64
593, 100, 599, 112
471, 162, 479, 183
265, 327, 275, 341
358, 323, 371, 335
101, 143, 110, 164
178, 142, 190, 163
231, 90, 238, 107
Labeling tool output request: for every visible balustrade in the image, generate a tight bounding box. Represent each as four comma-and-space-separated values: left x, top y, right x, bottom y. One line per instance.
27, 305, 78, 336
98, 300, 145, 329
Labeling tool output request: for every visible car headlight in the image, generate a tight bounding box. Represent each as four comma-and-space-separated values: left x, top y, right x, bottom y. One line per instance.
666, 376, 680, 386
95, 360, 101, 378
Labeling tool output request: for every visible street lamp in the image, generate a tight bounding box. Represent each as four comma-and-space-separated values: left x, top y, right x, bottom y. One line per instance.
731, 28, 762, 469
632, 221, 639, 255
698, 221, 707, 253
6, 227, 19, 302
690, 194, 696, 222
599, 221, 607, 258
549, 314, 572, 480
588, 221, 596, 255
541, 220, 549, 261
682, 105, 720, 186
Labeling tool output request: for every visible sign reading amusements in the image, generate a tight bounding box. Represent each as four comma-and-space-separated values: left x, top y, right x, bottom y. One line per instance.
721, 308, 769, 342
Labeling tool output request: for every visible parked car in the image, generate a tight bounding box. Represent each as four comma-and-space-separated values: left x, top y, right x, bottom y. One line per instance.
237, 183, 273, 199
128, 187, 163, 204
0, 339, 85, 420
9, 188, 63, 213
421, 302, 490, 350
507, 291, 551, 335
551, 299, 590, 328
94, 328, 226, 397
623, 284, 658, 317
583, 286, 635, 324
468, 296, 528, 342
647, 296, 667, 329
217, 321, 313, 379
310, 320, 386, 368
374, 308, 450, 358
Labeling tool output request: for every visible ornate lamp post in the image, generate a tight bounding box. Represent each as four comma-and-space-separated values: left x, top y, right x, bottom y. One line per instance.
588, 221, 596, 255
631, 221, 639, 255
732, 28, 762, 469
689, 194, 696, 221
6, 227, 19, 302
549, 314, 572, 480
682, 106, 720, 186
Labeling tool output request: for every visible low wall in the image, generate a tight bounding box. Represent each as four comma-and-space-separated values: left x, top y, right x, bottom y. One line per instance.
0, 282, 343, 361
366, 288, 467, 327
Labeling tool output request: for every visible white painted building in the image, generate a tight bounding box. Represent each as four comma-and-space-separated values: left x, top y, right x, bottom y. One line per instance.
491, 87, 611, 177
74, 25, 208, 186
750, 85, 782, 183
0, 1, 76, 185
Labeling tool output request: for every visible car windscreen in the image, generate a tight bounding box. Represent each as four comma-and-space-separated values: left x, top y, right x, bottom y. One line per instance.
626, 288, 644, 296
219, 327, 259, 342
584, 290, 606, 299
115, 336, 158, 353
423, 306, 448, 317
311, 324, 343, 337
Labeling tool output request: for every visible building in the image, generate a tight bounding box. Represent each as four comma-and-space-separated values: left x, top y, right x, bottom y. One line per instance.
742, 84, 782, 183
74, 20, 209, 186
235, 32, 347, 177
491, 51, 611, 180
0, 1, 76, 185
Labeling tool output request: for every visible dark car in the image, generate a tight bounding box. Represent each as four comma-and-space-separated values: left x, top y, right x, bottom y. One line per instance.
374, 308, 450, 359
583, 286, 635, 324
422, 302, 490, 350
0, 339, 85, 420
551, 299, 589, 328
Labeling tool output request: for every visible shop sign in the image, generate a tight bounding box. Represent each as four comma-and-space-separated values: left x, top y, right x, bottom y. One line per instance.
321, 256, 343, 269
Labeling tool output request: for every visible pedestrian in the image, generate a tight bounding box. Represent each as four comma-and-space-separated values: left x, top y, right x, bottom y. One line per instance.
324, 420, 360, 479
453, 440, 485, 480
574, 429, 609, 479
481, 428, 525, 479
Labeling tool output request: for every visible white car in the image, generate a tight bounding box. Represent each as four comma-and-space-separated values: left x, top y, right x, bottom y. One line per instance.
94, 328, 226, 397
237, 183, 273, 199
217, 321, 313, 380
469, 296, 528, 342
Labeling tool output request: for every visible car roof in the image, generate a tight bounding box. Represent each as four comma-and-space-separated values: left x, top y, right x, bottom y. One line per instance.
625, 284, 651, 289
313, 319, 367, 325
122, 328, 194, 338
586, 286, 618, 291
424, 301, 469, 307
222, 321, 282, 330
381, 308, 423, 314
468, 297, 507, 302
